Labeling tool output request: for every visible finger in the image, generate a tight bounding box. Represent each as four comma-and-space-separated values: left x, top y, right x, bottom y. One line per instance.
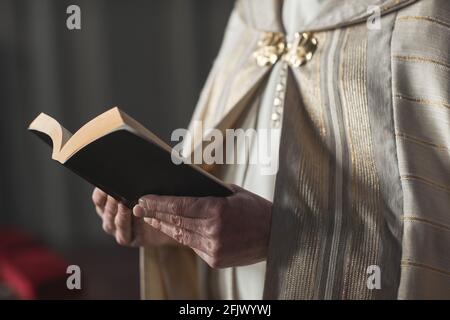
92, 188, 107, 208
133, 205, 210, 235
102, 217, 116, 235
114, 204, 132, 245
104, 196, 119, 218
95, 205, 104, 218
137, 195, 199, 218
102, 197, 118, 234
145, 218, 211, 254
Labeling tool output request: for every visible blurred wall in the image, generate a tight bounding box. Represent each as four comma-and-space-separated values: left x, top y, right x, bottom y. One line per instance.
0, 0, 234, 250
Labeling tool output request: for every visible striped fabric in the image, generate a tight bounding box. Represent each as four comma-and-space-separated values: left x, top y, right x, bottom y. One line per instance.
141, 0, 450, 299
265, 22, 404, 299
265, 0, 450, 299
392, 0, 450, 299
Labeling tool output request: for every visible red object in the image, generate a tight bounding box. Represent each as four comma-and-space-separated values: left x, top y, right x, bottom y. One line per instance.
0, 246, 69, 299
0, 229, 35, 258
0, 229, 36, 282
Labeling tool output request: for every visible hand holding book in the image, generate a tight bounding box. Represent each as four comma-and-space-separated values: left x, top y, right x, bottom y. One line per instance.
30, 108, 273, 267
132, 184, 272, 268
93, 185, 273, 267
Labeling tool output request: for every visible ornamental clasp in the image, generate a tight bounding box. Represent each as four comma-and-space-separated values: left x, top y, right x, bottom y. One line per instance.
283, 32, 318, 67
253, 32, 286, 67
253, 32, 318, 68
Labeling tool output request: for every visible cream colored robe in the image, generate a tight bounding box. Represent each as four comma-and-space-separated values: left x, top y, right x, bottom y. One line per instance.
141, 0, 450, 299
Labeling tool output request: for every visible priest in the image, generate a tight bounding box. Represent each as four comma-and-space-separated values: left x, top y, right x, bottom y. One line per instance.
93, 0, 450, 299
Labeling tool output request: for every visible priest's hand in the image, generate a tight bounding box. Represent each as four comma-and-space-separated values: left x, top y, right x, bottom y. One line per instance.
133, 185, 272, 268
92, 188, 176, 247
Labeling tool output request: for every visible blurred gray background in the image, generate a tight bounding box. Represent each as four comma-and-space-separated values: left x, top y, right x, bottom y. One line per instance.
0, 0, 234, 298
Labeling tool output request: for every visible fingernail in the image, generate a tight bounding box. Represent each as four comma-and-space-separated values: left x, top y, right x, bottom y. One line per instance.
133, 205, 145, 218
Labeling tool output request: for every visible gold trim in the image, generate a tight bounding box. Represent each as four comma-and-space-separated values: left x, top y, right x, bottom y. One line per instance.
393, 54, 450, 71
401, 174, 450, 194
339, 25, 381, 299
395, 94, 450, 110
381, 0, 403, 12
402, 216, 450, 232
397, 15, 450, 30
401, 260, 450, 277
395, 132, 450, 151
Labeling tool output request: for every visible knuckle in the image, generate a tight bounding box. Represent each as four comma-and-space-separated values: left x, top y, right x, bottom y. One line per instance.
104, 203, 117, 217
170, 215, 181, 227
173, 227, 183, 244
169, 201, 180, 214
143, 196, 156, 212
116, 235, 128, 246
104, 209, 114, 218
107, 196, 117, 206
180, 232, 190, 246
102, 222, 114, 234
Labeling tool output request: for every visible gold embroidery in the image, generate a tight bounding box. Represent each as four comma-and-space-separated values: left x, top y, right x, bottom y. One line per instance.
401, 260, 450, 277
340, 26, 381, 299
395, 132, 450, 151
380, 0, 403, 12
395, 94, 450, 110
393, 54, 450, 71
397, 15, 450, 30
402, 216, 450, 232
269, 35, 328, 299
401, 174, 450, 194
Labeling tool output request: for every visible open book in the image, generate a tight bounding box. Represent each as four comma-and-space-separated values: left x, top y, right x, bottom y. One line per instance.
28, 107, 232, 207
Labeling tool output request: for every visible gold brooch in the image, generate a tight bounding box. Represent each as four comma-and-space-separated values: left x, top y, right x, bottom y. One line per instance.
253, 32, 317, 68
283, 32, 318, 67
253, 32, 286, 67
